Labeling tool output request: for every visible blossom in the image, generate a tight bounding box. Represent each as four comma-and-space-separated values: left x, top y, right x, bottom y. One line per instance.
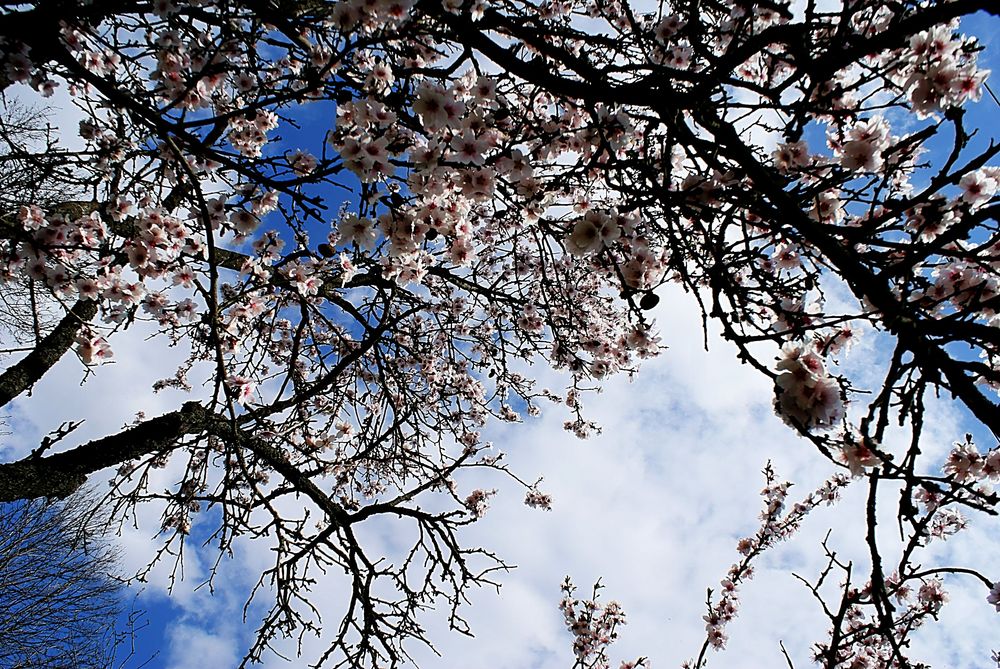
944, 440, 983, 482
76, 277, 100, 300
365, 61, 394, 91
959, 170, 998, 209
287, 263, 320, 295
18, 205, 46, 231
837, 434, 882, 477
76, 332, 113, 365
839, 137, 882, 172
810, 190, 845, 222
172, 267, 196, 288
566, 210, 621, 256
226, 375, 256, 405
495, 148, 533, 182
988, 582, 1000, 612
772, 140, 810, 172
175, 299, 198, 321
287, 149, 318, 175
917, 578, 948, 613
337, 252, 357, 286
772, 244, 801, 270
473, 75, 496, 102
449, 236, 476, 266
449, 128, 488, 165
774, 344, 845, 430
230, 209, 259, 235
524, 488, 552, 510
517, 305, 545, 333
339, 135, 392, 182
338, 214, 377, 249
654, 14, 685, 43
463, 488, 495, 518
458, 167, 495, 200
413, 83, 462, 130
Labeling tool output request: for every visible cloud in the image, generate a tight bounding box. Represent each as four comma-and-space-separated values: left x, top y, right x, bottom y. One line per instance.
165, 623, 241, 669
9, 275, 991, 669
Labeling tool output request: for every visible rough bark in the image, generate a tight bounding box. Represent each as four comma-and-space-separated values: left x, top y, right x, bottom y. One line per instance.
0, 401, 207, 501
0, 299, 98, 409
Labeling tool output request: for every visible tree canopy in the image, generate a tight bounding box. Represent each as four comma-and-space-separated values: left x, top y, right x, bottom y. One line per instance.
0, 0, 998, 666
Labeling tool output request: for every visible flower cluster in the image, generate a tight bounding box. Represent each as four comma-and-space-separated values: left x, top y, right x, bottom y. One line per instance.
897, 22, 990, 118
558, 577, 646, 669
836, 433, 882, 478
75, 331, 113, 365
566, 210, 622, 257
813, 574, 953, 666
524, 487, 553, 511
830, 116, 892, 173
988, 582, 1000, 612
463, 488, 496, 519
690, 465, 850, 660
774, 344, 845, 431
942, 436, 1000, 484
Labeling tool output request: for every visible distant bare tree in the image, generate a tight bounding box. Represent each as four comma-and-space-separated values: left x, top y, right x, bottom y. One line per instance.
0, 490, 129, 669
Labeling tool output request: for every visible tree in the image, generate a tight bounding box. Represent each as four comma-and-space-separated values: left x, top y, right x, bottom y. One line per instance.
0, 489, 129, 669
0, 0, 997, 666
0, 100, 83, 349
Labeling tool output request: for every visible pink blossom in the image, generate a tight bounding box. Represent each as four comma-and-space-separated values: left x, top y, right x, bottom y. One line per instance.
988, 582, 1000, 612
959, 170, 998, 209
337, 214, 377, 249
837, 435, 882, 477
775, 344, 845, 430
76, 333, 113, 365
226, 375, 256, 405
463, 488, 495, 518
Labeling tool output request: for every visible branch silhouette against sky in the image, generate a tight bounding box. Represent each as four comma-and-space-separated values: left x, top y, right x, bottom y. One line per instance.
0, 0, 998, 667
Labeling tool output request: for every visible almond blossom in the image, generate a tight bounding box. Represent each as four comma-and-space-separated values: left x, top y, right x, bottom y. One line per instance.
0, 2, 998, 667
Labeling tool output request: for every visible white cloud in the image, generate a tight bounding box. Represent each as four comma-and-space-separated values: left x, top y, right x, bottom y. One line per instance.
165, 623, 241, 669
6, 271, 992, 669
3, 250, 997, 669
